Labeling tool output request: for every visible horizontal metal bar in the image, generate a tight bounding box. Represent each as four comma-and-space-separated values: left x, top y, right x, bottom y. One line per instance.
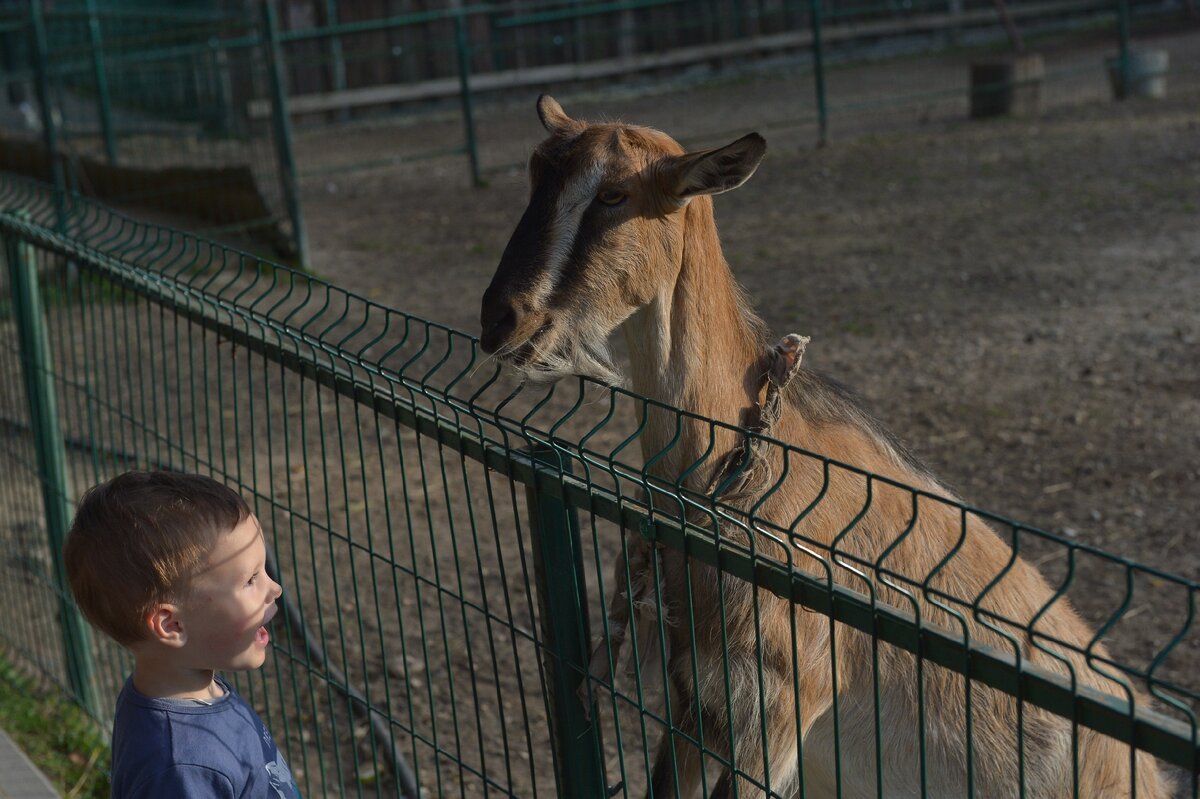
278, 5, 495, 44
42, 35, 263, 82
0, 211, 1195, 773
493, 0, 688, 29
43, 7, 242, 23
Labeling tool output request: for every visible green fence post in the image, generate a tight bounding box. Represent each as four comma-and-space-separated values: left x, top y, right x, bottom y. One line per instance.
4, 217, 99, 720
488, 10, 506, 73
1116, 0, 1131, 99
85, 0, 117, 165
525, 444, 606, 798
808, 0, 829, 145
323, 0, 350, 123
29, 0, 67, 233
454, 12, 484, 188
262, 0, 310, 267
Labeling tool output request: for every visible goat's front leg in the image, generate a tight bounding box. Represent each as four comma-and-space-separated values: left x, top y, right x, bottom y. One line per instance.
706, 668, 801, 799
648, 690, 725, 799
583, 530, 662, 710
707, 733, 799, 798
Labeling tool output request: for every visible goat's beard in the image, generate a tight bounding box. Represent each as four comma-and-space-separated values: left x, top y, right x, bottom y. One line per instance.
501, 319, 623, 387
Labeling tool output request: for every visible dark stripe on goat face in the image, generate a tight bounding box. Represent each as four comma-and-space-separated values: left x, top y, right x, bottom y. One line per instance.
489, 171, 562, 298
480, 168, 567, 352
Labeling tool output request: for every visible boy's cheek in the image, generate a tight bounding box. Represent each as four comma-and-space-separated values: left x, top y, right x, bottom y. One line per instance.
234, 612, 266, 639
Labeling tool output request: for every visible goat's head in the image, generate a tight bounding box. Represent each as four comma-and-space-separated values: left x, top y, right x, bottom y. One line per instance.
479, 95, 766, 384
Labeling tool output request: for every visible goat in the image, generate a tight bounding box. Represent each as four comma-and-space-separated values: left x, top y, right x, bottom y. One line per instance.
479, 95, 1168, 799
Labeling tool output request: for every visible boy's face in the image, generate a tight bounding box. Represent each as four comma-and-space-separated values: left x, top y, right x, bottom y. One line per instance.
179, 514, 282, 672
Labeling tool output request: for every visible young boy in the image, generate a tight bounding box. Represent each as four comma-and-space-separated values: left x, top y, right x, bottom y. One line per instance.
64, 470, 301, 798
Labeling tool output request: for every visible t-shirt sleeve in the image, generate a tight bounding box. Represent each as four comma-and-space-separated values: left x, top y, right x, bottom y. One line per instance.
124, 764, 236, 798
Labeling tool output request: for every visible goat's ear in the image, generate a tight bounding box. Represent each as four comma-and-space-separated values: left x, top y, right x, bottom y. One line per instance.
664, 133, 767, 203
537, 95, 582, 136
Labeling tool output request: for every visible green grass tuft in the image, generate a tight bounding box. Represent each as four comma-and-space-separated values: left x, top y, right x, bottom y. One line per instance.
0, 651, 110, 799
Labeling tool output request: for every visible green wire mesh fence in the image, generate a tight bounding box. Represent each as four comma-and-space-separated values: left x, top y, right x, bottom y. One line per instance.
0, 173, 1197, 797
0, 1, 306, 264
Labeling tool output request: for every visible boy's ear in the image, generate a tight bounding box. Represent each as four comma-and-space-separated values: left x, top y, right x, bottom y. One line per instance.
145, 604, 187, 648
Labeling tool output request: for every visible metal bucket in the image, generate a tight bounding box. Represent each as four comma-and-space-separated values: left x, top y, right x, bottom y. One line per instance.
1105, 50, 1170, 99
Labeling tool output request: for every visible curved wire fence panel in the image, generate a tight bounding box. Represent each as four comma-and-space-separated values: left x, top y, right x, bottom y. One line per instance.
0, 175, 1197, 797
0, 1, 304, 263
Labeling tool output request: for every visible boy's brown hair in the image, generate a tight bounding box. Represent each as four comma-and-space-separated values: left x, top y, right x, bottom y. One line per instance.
64, 471, 251, 647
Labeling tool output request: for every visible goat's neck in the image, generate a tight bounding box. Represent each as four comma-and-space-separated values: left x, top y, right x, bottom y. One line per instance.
623, 197, 763, 477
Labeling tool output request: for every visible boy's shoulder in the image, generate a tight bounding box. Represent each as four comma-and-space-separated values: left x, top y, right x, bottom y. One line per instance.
113, 675, 263, 744
111, 677, 298, 798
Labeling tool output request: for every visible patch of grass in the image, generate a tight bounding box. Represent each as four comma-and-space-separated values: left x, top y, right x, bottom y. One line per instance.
0, 263, 136, 322
0, 652, 110, 799
840, 319, 878, 337
351, 239, 390, 254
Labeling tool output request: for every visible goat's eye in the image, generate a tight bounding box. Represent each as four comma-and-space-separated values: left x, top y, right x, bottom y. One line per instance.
596, 188, 626, 206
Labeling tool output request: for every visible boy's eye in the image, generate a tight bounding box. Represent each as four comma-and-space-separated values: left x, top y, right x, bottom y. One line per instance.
247, 573, 258, 586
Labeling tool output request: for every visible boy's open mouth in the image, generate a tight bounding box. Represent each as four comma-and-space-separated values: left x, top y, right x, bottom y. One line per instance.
256, 603, 279, 647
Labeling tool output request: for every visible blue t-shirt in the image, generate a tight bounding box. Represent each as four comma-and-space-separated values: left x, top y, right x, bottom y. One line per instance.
111, 676, 301, 798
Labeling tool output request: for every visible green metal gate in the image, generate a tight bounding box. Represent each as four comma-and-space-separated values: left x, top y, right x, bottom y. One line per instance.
0, 176, 1196, 797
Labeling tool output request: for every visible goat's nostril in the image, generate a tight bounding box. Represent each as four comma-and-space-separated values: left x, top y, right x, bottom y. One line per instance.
480, 306, 518, 354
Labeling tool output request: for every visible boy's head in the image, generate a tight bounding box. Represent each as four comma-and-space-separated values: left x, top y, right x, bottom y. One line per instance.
65, 472, 280, 670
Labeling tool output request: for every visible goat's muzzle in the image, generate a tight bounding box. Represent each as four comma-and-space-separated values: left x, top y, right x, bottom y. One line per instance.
479, 285, 519, 355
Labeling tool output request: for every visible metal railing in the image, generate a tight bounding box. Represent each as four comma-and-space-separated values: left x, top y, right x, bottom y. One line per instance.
0, 2, 307, 264
4, 0, 1194, 251
266, 0, 1195, 180
0, 175, 1197, 797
